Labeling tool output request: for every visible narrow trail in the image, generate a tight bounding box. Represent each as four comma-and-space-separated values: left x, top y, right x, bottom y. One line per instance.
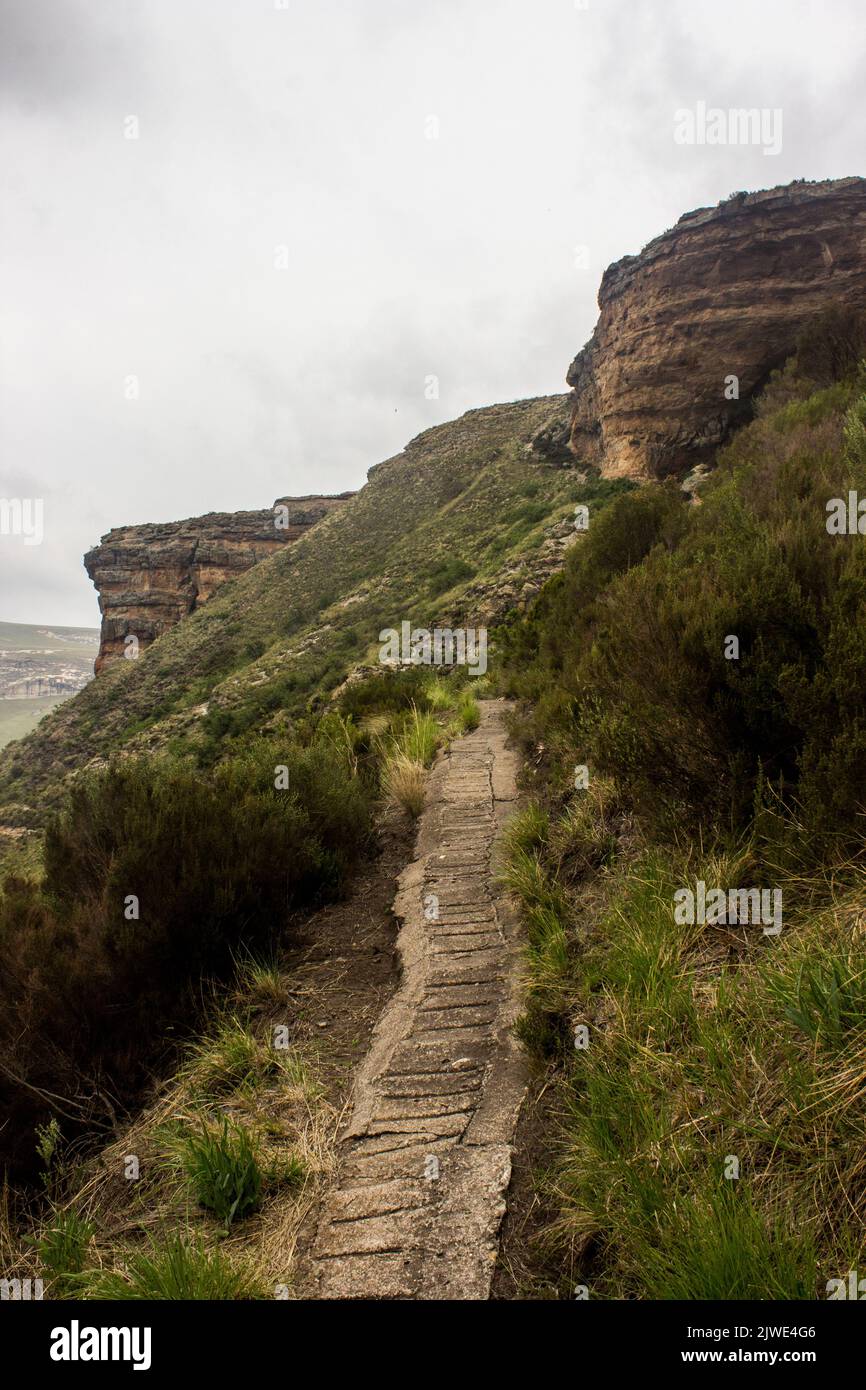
303, 698, 525, 1299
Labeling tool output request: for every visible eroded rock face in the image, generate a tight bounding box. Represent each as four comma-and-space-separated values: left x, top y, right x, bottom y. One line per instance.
566, 177, 866, 479
85, 495, 353, 672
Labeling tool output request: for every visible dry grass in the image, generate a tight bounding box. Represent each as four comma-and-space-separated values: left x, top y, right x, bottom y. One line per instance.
382, 751, 427, 818
4, 685, 488, 1298
9, 970, 343, 1299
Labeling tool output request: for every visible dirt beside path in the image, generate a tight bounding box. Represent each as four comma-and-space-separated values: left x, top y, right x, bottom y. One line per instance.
300, 699, 525, 1299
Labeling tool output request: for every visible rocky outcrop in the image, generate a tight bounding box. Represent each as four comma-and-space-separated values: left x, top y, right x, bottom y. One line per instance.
85, 495, 353, 672
566, 177, 866, 479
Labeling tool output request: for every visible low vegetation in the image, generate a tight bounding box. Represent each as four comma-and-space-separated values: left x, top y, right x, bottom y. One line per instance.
175, 1117, 265, 1230
497, 308, 866, 1298
79, 1233, 266, 1301
1, 664, 486, 1296
0, 394, 577, 815
4, 945, 342, 1300
0, 733, 373, 1184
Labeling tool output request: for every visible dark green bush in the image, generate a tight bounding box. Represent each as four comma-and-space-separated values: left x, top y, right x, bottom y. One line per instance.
339, 666, 445, 719
499, 484, 686, 705
426, 555, 476, 595
0, 737, 372, 1182
504, 500, 549, 526
502, 367, 866, 848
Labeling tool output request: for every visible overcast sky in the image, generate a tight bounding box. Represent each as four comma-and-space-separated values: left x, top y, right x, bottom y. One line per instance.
1, 0, 864, 625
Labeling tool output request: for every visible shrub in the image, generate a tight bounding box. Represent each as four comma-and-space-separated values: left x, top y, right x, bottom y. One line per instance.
501, 827, 575, 1059
395, 706, 440, 765
502, 375, 866, 848
498, 484, 685, 711
43, 740, 372, 941
231, 949, 289, 1008
0, 735, 373, 1182
458, 690, 481, 732
338, 667, 433, 720
423, 678, 454, 712
35, 1117, 62, 1191
426, 555, 476, 595
501, 804, 549, 859
505, 500, 549, 526
187, 1018, 272, 1099
549, 779, 620, 876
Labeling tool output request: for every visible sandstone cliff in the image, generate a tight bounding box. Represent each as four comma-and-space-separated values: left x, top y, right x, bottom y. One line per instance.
85, 495, 353, 672
6, 175, 866, 825
566, 176, 866, 478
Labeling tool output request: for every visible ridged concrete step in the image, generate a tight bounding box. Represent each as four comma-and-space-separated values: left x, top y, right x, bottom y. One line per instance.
305, 699, 525, 1299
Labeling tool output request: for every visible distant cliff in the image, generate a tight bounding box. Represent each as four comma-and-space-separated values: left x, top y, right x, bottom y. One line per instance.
3, 176, 866, 828
84, 179, 866, 679
84, 495, 353, 672
566, 176, 866, 478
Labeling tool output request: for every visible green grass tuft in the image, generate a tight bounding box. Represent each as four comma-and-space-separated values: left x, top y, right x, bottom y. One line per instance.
80, 1232, 267, 1301
176, 1117, 263, 1229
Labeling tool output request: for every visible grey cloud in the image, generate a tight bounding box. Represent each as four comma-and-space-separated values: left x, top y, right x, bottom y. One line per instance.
0, 0, 148, 108
0, 0, 863, 623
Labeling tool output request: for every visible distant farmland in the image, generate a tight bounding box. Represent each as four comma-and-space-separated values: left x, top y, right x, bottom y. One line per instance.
0, 621, 98, 749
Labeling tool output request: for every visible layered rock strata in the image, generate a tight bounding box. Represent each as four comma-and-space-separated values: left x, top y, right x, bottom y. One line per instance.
85, 494, 353, 672
566, 177, 866, 478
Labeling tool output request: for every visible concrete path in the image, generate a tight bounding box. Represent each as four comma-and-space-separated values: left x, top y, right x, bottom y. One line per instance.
306, 699, 525, 1299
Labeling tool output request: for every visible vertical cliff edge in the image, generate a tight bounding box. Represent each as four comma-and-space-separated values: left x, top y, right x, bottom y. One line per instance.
566, 176, 866, 478
84, 494, 354, 672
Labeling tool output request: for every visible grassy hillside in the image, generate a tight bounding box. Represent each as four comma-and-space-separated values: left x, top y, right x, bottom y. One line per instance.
0, 395, 578, 824
7, 309, 866, 1301
495, 311, 866, 1298
0, 388, 631, 1295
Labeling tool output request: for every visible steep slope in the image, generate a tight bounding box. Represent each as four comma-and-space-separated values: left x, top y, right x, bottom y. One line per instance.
567, 176, 866, 478
5, 176, 865, 831
0, 394, 576, 824
493, 333, 866, 1299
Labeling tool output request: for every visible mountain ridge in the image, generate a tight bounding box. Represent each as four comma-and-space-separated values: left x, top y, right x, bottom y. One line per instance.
0, 393, 577, 826
3, 175, 866, 831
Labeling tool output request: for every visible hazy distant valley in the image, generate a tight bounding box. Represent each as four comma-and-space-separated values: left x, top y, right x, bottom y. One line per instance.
0, 621, 98, 749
